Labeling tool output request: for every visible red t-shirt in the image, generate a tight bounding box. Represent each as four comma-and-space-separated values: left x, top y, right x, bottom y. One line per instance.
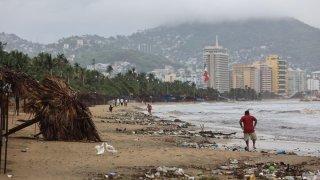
240, 115, 257, 133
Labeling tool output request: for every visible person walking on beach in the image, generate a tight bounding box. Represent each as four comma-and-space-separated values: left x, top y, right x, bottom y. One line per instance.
109, 105, 113, 112
239, 110, 257, 151
146, 104, 152, 115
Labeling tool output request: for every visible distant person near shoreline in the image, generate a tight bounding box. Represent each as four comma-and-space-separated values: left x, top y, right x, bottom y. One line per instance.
109, 105, 113, 112
239, 110, 257, 151
146, 104, 152, 115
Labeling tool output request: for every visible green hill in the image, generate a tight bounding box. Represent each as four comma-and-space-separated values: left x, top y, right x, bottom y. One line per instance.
77, 47, 178, 72
123, 18, 320, 70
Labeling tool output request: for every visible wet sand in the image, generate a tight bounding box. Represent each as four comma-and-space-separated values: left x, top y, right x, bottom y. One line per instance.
0, 102, 319, 179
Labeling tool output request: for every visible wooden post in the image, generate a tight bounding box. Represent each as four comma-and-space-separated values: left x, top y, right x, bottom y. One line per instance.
0, 80, 3, 170
4, 93, 9, 173
0, 81, 11, 174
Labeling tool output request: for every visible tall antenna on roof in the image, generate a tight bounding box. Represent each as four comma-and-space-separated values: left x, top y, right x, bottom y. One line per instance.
215, 35, 219, 47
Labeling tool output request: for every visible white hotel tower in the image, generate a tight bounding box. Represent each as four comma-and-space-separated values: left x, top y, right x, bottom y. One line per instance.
203, 36, 230, 93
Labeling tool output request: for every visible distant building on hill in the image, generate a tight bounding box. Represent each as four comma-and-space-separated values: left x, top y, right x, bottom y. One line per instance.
164, 73, 176, 82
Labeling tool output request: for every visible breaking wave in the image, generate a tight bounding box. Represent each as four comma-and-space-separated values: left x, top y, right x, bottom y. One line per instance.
258, 110, 301, 114
166, 110, 184, 116
259, 108, 320, 115
301, 108, 320, 114
276, 110, 301, 114
279, 126, 294, 129
258, 110, 274, 113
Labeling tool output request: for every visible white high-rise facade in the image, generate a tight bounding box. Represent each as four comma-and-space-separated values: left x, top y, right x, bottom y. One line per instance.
253, 61, 272, 93
203, 36, 230, 93
288, 68, 307, 96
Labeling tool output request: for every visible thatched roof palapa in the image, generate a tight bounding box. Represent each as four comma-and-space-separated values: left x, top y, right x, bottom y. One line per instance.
0, 68, 101, 142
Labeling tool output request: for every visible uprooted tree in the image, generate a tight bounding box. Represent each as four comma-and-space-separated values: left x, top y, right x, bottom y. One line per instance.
0, 68, 101, 141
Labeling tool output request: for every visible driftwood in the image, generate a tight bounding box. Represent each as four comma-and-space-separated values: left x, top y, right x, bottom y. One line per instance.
199, 131, 236, 138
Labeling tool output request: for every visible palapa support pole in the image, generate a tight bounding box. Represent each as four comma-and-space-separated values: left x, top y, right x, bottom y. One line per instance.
0, 80, 11, 174
4, 93, 9, 174
3, 118, 40, 137
0, 80, 3, 171
15, 96, 19, 116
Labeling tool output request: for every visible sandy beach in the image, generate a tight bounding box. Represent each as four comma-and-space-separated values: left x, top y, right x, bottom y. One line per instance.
0, 102, 319, 179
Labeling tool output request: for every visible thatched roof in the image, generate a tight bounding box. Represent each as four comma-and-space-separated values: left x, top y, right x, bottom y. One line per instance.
0, 68, 101, 142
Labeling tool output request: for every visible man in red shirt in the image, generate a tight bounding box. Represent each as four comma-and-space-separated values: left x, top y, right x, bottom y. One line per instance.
239, 110, 257, 151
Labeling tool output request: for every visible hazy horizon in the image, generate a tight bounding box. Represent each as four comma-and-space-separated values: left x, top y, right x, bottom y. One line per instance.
1, 0, 319, 44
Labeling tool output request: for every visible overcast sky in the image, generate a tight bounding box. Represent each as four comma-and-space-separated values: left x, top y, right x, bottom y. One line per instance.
0, 0, 319, 44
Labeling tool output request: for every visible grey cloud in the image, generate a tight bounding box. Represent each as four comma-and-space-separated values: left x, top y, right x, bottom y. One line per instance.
0, 0, 319, 43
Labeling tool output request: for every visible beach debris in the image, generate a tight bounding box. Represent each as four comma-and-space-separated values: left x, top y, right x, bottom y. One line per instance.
143, 166, 187, 179
174, 119, 182, 122
95, 142, 117, 155
178, 122, 188, 128
176, 141, 222, 150
105, 172, 119, 179
213, 160, 317, 179
302, 171, 320, 180
86, 172, 121, 179
219, 159, 239, 170
276, 150, 287, 154
199, 131, 236, 138
115, 128, 126, 132
7, 174, 13, 178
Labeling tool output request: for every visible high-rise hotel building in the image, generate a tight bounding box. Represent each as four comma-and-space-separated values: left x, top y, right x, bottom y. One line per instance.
231, 64, 260, 92
203, 37, 230, 93
288, 68, 307, 96
266, 55, 288, 96
253, 61, 273, 93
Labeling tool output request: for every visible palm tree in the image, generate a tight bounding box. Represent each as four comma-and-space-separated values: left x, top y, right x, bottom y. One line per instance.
53, 53, 69, 76
106, 65, 113, 77
73, 63, 81, 79
79, 67, 86, 85
64, 66, 74, 83
44, 53, 53, 75
8, 51, 30, 71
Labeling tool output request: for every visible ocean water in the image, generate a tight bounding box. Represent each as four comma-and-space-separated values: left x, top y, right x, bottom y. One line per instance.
150, 100, 320, 155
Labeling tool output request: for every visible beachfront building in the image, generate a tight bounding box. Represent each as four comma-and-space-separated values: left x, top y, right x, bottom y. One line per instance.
231, 64, 260, 92
265, 55, 288, 96
253, 61, 272, 93
307, 79, 320, 91
306, 71, 320, 96
312, 71, 320, 79
287, 68, 307, 97
164, 73, 176, 82
203, 36, 230, 93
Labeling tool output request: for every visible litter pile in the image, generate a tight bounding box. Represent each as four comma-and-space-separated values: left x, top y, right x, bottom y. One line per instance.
100, 112, 236, 139
214, 159, 320, 179
96, 112, 180, 126
142, 166, 193, 179
86, 172, 119, 180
